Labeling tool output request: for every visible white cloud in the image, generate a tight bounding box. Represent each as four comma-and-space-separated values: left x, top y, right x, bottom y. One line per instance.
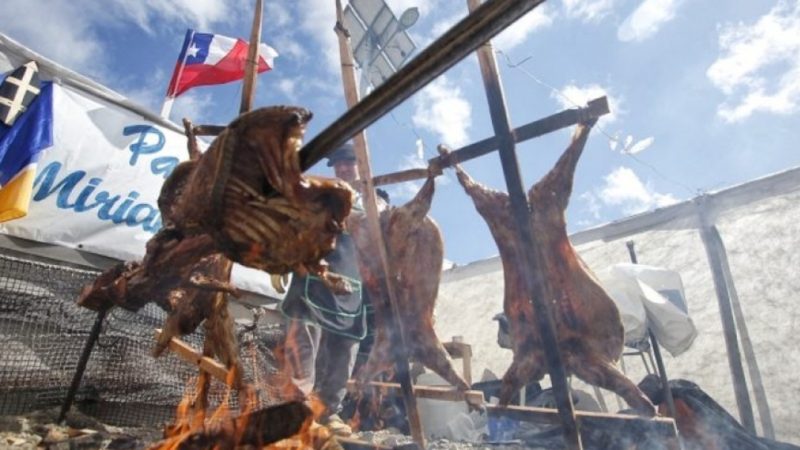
0, 0, 240, 82
113, 0, 238, 35
552, 83, 622, 126
0, 0, 106, 77
589, 166, 678, 216
432, 13, 464, 39
297, 0, 339, 75
618, 0, 684, 42
386, 0, 437, 17
707, 1, 800, 122
264, 2, 292, 28
276, 79, 298, 101
412, 77, 472, 148
562, 0, 617, 24
493, 6, 554, 50
169, 91, 216, 125
272, 36, 306, 62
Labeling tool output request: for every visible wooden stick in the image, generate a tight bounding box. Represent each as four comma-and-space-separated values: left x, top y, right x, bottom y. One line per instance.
346, 380, 484, 405
334, 1, 426, 446
443, 340, 472, 385
240, 0, 263, 114
154, 329, 230, 383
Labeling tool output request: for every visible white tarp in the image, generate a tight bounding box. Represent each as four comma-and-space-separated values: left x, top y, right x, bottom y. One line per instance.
0, 83, 180, 260
597, 263, 697, 356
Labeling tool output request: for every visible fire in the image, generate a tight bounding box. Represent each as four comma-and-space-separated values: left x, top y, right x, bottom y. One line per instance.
149, 329, 336, 450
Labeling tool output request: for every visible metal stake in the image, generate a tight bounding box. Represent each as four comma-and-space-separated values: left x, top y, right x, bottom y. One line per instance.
58, 307, 108, 423
625, 241, 677, 419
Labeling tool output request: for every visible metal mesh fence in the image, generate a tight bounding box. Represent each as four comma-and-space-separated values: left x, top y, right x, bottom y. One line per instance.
0, 250, 292, 428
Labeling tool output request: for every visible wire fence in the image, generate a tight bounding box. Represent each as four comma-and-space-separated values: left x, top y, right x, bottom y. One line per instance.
0, 250, 291, 428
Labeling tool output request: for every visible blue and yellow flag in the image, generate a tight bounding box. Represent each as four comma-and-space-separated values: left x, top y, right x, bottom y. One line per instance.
0, 81, 53, 222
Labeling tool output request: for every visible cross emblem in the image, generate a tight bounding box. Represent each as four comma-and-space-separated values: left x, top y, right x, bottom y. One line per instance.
0, 61, 41, 126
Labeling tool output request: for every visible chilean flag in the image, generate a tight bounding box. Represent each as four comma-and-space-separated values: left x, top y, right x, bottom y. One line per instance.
165, 29, 278, 98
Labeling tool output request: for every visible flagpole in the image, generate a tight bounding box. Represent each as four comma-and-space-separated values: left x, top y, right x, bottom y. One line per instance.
161, 29, 195, 119
159, 97, 175, 119
240, 0, 263, 114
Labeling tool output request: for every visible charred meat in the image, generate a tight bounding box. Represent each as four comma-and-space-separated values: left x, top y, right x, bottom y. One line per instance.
169, 107, 355, 288
349, 175, 471, 395
441, 121, 655, 416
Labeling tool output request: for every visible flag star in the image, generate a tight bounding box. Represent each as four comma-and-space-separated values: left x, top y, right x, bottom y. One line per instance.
187, 43, 200, 58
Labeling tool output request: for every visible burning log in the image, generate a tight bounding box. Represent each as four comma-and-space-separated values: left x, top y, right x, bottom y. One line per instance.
440, 121, 656, 416
147, 401, 313, 450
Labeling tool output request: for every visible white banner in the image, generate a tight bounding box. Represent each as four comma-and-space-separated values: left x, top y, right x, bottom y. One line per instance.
0, 83, 282, 299
0, 83, 181, 260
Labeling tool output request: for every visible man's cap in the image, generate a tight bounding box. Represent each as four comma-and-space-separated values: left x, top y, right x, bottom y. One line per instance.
326, 143, 357, 167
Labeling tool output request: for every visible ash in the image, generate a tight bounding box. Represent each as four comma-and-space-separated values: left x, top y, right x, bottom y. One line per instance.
0, 408, 162, 449
354, 430, 536, 450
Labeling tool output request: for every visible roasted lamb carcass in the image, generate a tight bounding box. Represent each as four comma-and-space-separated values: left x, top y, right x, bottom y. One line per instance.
349, 175, 472, 399
439, 121, 655, 416
168, 106, 356, 292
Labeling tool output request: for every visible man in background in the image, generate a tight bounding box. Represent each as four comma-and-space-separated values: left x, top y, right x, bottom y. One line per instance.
280, 143, 372, 436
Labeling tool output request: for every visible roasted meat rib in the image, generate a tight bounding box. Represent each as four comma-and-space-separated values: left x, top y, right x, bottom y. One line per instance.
441, 122, 656, 416
169, 107, 355, 292
349, 176, 471, 396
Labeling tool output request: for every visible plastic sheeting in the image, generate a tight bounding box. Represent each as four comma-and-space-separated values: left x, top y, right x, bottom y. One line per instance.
597, 263, 697, 356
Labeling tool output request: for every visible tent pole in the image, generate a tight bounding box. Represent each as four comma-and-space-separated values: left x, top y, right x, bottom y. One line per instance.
697, 201, 756, 433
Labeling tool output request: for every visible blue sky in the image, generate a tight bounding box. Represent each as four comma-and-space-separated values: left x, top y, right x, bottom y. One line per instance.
2, 0, 799, 265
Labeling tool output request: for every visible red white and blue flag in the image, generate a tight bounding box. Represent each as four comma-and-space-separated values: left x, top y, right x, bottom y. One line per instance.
165, 29, 278, 98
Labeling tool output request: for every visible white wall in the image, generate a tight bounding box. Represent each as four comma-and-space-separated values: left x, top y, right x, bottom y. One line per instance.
433, 168, 800, 444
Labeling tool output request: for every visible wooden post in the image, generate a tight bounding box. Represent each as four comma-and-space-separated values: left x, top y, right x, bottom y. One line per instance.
239, 0, 263, 114
467, 0, 580, 448
697, 202, 756, 433
334, 1, 425, 446
715, 228, 774, 438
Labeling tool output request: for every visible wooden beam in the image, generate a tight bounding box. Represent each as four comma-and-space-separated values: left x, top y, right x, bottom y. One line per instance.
372, 98, 608, 186
373, 167, 440, 188
486, 404, 679, 442
334, 1, 425, 446
437, 97, 608, 167
346, 380, 484, 405
467, 0, 580, 447
154, 329, 230, 383
443, 340, 473, 385
298, 0, 547, 172
239, 0, 263, 114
